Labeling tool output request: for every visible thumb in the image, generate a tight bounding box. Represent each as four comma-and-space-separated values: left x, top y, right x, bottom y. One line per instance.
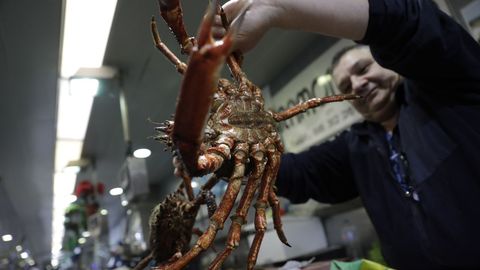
222, 0, 249, 25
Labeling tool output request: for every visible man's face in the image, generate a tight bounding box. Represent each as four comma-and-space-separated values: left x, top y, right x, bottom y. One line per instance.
332, 47, 401, 123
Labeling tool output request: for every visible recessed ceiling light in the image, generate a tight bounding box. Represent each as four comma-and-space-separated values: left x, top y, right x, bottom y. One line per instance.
133, 148, 151, 158
109, 187, 123, 196
1, 234, 12, 242
20, 252, 28, 259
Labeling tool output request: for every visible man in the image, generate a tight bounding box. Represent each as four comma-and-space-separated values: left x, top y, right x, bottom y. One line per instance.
218, 0, 480, 268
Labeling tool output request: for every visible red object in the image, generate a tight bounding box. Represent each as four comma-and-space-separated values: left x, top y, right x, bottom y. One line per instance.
75, 180, 95, 198
96, 182, 105, 195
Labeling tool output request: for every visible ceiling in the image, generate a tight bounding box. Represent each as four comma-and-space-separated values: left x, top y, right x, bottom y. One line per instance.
0, 0, 61, 264
0, 0, 328, 265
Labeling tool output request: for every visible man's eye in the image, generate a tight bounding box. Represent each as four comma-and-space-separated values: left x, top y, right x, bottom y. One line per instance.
358, 63, 370, 74
340, 85, 352, 94
359, 66, 368, 74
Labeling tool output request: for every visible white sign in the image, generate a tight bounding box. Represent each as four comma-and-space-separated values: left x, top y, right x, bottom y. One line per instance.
271, 40, 363, 153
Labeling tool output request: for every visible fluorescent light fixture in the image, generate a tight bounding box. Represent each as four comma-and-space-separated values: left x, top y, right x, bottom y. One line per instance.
63, 165, 81, 174
56, 80, 96, 141
52, 0, 118, 264
109, 187, 123, 196
100, 209, 108, 215
64, 158, 90, 174
69, 78, 99, 98
133, 148, 151, 158
20, 252, 28, 259
61, 0, 118, 78
74, 66, 118, 80
1, 234, 12, 242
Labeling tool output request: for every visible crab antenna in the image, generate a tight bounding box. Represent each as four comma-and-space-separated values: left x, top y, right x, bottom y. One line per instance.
224, 0, 252, 83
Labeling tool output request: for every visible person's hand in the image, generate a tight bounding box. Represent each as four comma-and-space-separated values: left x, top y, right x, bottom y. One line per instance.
213, 0, 280, 53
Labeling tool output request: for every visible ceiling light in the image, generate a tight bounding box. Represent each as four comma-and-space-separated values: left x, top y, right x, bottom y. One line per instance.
61, 0, 118, 78
62, 165, 81, 174
100, 209, 108, 215
53, 0, 118, 264
1, 234, 12, 242
121, 200, 128, 207
78, 237, 86, 244
63, 158, 90, 174
16, 245, 22, 252
69, 78, 99, 98
73, 247, 81, 255
20, 252, 28, 259
81, 231, 91, 238
109, 187, 123, 196
133, 148, 151, 158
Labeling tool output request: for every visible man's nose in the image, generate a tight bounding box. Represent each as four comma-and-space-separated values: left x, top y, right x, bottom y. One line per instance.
351, 76, 368, 94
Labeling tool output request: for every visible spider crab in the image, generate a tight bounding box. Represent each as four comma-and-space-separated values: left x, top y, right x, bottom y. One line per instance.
143, 0, 359, 269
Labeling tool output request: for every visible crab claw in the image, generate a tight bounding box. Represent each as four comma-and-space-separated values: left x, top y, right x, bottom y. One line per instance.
157, 0, 195, 54
171, 0, 238, 176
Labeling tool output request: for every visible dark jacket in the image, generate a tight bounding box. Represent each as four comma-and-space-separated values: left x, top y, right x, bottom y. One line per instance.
276, 0, 480, 269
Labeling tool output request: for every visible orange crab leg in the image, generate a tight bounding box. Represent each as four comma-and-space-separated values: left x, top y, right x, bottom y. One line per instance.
273, 94, 361, 122
157, 0, 195, 54
153, 144, 248, 270
151, 16, 187, 74
247, 143, 285, 270
208, 144, 266, 270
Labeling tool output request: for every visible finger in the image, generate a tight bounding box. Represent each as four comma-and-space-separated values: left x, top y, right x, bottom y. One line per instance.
221, 0, 246, 22
212, 26, 227, 39
228, 0, 252, 37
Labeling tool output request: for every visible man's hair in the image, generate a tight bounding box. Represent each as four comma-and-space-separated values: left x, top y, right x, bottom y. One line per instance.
328, 44, 368, 75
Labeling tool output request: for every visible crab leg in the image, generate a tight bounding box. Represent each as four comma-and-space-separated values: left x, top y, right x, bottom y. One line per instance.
247, 141, 286, 270
269, 188, 290, 246
272, 94, 361, 122
151, 16, 187, 74
218, 6, 245, 82
157, 0, 195, 54
153, 143, 248, 270
208, 144, 267, 270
